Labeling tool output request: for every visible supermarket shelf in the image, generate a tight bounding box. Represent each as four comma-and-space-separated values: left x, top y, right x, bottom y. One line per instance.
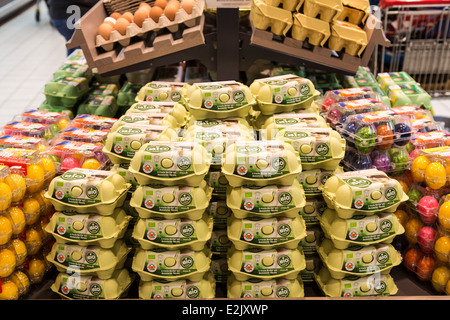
23, 264, 440, 300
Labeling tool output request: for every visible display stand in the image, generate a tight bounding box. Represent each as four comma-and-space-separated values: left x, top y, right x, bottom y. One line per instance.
67, 1, 390, 80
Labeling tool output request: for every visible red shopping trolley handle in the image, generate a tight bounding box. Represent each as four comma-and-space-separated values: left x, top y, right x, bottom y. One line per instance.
380, 0, 450, 9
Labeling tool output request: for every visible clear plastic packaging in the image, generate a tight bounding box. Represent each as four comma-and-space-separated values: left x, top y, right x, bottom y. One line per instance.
55, 126, 110, 144
320, 87, 381, 113
0, 135, 48, 152
410, 146, 450, 190
72, 114, 118, 130
2, 120, 59, 141
18, 109, 71, 131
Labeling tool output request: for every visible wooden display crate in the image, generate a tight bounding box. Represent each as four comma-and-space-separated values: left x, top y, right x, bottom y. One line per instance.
67, 1, 206, 75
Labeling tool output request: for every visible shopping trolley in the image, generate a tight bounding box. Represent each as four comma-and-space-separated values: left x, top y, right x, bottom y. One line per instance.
375, 0, 450, 96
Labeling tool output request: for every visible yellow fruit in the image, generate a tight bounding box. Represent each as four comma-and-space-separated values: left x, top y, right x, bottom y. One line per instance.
26, 164, 45, 193
435, 236, 450, 262
8, 206, 25, 235
394, 209, 409, 227
25, 228, 42, 256
5, 173, 26, 202
28, 258, 45, 284
439, 201, 450, 230
57, 118, 69, 130
81, 158, 101, 170
0, 182, 12, 211
11, 238, 27, 265
432, 266, 450, 293
0, 248, 16, 278
0, 215, 12, 245
0, 280, 19, 300
425, 161, 447, 190
39, 157, 56, 180
411, 155, 430, 183
23, 197, 41, 226
398, 180, 409, 194
10, 270, 30, 296
39, 189, 52, 207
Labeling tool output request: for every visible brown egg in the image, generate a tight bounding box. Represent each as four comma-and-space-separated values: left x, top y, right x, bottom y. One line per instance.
115, 17, 131, 35
150, 5, 164, 22
181, 0, 195, 14
164, 2, 179, 21
122, 12, 134, 23
134, 7, 149, 27
103, 17, 116, 27
154, 0, 167, 9
139, 2, 151, 9
98, 22, 114, 40
110, 12, 121, 20
168, 0, 181, 10
139, 2, 151, 15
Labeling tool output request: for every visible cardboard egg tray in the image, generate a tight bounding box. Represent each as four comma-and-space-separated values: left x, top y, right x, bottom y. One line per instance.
250, 13, 390, 74
67, 1, 206, 75
96, 0, 205, 51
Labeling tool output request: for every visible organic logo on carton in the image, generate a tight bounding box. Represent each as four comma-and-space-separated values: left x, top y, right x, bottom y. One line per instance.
117, 127, 142, 135
145, 145, 171, 153
316, 143, 329, 156
181, 256, 194, 269
276, 286, 290, 298
344, 177, 372, 188
177, 157, 191, 171
61, 172, 86, 181
385, 187, 397, 201
277, 224, 291, 237
179, 193, 193, 206
186, 286, 200, 298
233, 91, 245, 103
181, 224, 194, 237
277, 255, 291, 268
278, 192, 292, 206
86, 186, 99, 199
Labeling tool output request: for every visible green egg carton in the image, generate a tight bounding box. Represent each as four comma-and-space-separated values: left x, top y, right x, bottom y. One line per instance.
131, 247, 211, 281
103, 123, 179, 164
46, 240, 131, 280
53, 62, 93, 81
90, 82, 120, 96
182, 81, 256, 120
320, 168, 408, 219
44, 76, 90, 108
77, 94, 118, 118
129, 141, 211, 187
117, 81, 144, 108
45, 168, 131, 215
126, 101, 189, 127
277, 127, 345, 170
132, 213, 213, 251
222, 140, 302, 187
51, 269, 134, 300
227, 246, 306, 281
46, 209, 132, 249
138, 272, 216, 299
227, 274, 304, 298
317, 208, 405, 250
129, 180, 213, 220
314, 266, 398, 297
317, 238, 402, 280
249, 74, 318, 115
227, 214, 307, 250
226, 180, 306, 219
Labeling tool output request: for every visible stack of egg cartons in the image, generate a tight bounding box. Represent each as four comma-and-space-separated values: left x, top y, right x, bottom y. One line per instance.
123, 81, 215, 299
317, 168, 408, 297
0, 147, 57, 300
43, 166, 133, 300
248, 74, 341, 285
179, 80, 261, 295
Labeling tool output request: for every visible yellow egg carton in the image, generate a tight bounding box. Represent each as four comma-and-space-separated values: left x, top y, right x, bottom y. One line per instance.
131, 247, 211, 281
111, 163, 139, 192
205, 170, 229, 198
314, 266, 398, 297
227, 215, 307, 250
132, 213, 213, 251
298, 226, 323, 254
222, 140, 302, 187
249, 74, 318, 115
318, 208, 405, 250
210, 255, 230, 283
276, 127, 345, 170
299, 254, 321, 282
299, 195, 327, 225
130, 180, 213, 220
135, 81, 185, 103
45, 168, 131, 215
96, 0, 205, 51
263, 0, 301, 11
129, 141, 211, 187
252, 106, 320, 130
328, 20, 368, 56
227, 246, 306, 281
51, 269, 134, 299
337, 0, 370, 26
320, 169, 408, 218
298, 0, 343, 23
103, 123, 179, 164
227, 274, 304, 298
184, 117, 253, 135
139, 271, 216, 299
46, 240, 131, 279
209, 229, 232, 254
110, 112, 180, 132
208, 199, 232, 229
126, 101, 189, 127
250, 0, 293, 36
292, 13, 331, 47
45, 209, 132, 249
226, 180, 306, 219
182, 81, 256, 120
297, 167, 343, 196
259, 112, 328, 140
317, 238, 402, 280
